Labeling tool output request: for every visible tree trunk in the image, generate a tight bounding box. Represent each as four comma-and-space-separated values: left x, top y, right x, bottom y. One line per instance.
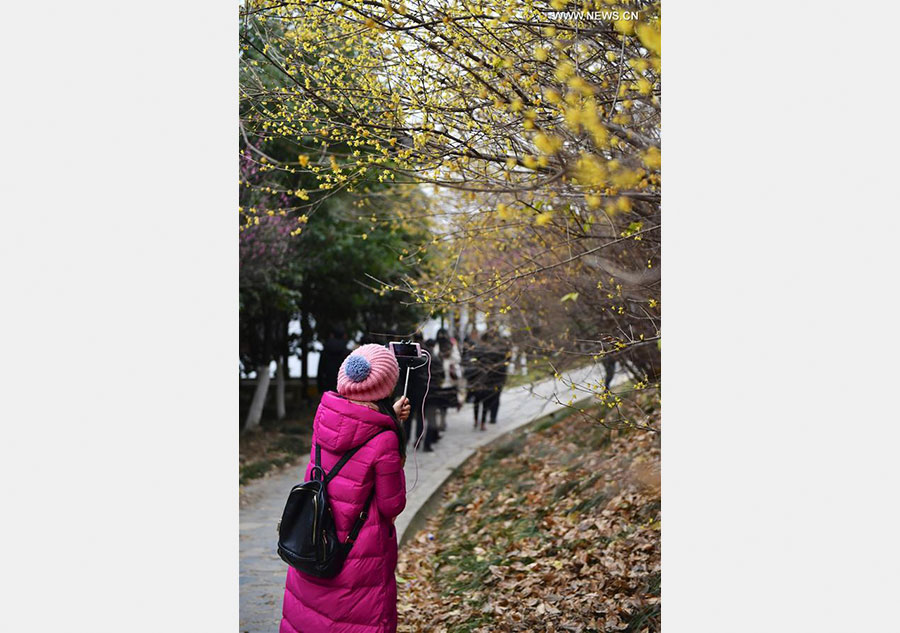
299, 308, 311, 404
448, 310, 457, 339
275, 355, 286, 421
244, 365, 271, 433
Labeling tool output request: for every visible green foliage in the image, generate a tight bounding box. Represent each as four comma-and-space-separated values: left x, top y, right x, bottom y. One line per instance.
298, 198, 433, 339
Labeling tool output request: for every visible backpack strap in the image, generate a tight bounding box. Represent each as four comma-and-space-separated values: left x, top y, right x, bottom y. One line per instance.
311, 443, 325, 481
345, 486, 377, 543
321, 428, 389, 485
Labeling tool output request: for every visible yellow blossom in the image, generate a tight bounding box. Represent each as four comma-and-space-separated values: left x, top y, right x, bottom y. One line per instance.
643, 146, 661, 169
534, 211, 553, 226
614, 18, 635, 35
573, 153, 608, 187
628, 58, 650, 73
636, 22, 661, 56
586, 194, 603, 209
534, 132, 563, 154
555, 61, 575, 82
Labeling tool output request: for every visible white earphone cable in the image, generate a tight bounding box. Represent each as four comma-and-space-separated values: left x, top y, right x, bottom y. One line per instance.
407, 347, 431, 492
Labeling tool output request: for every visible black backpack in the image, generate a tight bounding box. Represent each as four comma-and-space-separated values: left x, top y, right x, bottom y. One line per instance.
276, 429, 387, 578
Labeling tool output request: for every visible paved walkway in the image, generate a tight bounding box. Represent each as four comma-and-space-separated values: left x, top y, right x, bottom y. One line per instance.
239, 364, 609, 633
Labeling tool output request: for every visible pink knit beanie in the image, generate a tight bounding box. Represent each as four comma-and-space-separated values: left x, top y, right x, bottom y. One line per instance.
336, 343, 399, 402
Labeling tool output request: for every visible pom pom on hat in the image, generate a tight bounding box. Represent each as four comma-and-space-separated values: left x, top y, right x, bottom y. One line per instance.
343, 355, 371, 382
337, 344, 399, 402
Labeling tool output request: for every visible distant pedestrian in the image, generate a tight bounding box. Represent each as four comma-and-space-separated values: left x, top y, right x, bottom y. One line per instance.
428, 334, 463, 436
483, 334, 509, 425
603, 356, 616, 391
461, 329, 478, 360
416, 340, 445, 452
317, 327, 351, 395
469, 331, 508, 429
466, 336, 485, 430
402, 332, 438, 451
280, 343, 410, 633
466, 331, 491, 431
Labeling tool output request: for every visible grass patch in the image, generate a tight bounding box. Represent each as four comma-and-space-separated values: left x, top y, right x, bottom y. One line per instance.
626, 604, 661, 633
239, 457, 293, 485
239, 408, 315, 485
504, 367, 552, 389
572, 489, 610, 512
504, 357, 599, 390
587, 423, 613, 450
553, 479, 579, 499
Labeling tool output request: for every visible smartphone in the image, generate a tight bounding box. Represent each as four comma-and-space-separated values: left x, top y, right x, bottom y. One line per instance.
390, 342, 422, 398
389, 341, 422, 358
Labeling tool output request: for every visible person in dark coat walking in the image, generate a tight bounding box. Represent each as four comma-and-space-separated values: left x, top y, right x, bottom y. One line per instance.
461, 329, 478, 361
466, 331, 505, 430
421, 340, 448, 452
317, 328, 351, 395
429, 335, 462, 434
401, 333, 439, 452
602, 356, 617, 391
479, 331, 509, 427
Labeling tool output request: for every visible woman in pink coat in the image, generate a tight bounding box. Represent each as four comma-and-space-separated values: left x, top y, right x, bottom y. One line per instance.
280, 343, 410, 633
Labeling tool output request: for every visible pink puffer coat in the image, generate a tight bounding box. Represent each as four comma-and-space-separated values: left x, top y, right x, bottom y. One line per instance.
280, 391, 406, 633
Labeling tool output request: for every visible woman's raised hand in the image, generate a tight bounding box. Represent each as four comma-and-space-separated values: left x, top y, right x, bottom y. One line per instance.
393, 396, 411, 422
